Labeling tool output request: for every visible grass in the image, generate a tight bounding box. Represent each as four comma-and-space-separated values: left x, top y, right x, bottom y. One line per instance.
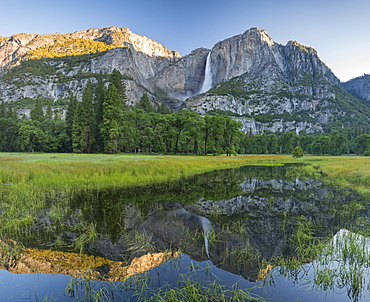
0, 153, 286, 192
307, 156, 370, 195
2, 153, 370, 300
310, 229, 370, 301
1, 153, 370, 243
61, 267, 264, 302
0, 239, 23, 269
0, 153, 287, 238
0, 155, 369, 245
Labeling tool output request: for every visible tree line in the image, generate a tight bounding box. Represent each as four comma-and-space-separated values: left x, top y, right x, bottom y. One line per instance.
0, 70, 242, 155
1, 69, 370, 156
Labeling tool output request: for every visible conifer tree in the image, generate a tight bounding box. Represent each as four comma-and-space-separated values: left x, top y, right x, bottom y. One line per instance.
45, 102, 53, 120
93, 76, 107, 152
156, 102, 172, 114
65, 95, 78, 151
109, 69, 128, 106
0, 100, 19, 152
136, 93, 154, 113
72, 83, 95, 153
30, 99, 45, 122
0, 101, 6, 118
0, 117, 19, 152
6, 102, 18, 120
101, 84, 123, 153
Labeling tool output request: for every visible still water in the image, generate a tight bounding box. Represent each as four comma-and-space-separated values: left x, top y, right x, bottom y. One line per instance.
1, 164, 369, 301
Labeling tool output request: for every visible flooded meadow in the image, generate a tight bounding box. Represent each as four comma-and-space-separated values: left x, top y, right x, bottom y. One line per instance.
1, 159, 370, 301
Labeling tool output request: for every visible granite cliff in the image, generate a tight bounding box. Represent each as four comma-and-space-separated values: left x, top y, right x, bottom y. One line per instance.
0, 26, 369, 133
344, 74, 370, 103
0, 27, 180, 107
181, 28, 369, 133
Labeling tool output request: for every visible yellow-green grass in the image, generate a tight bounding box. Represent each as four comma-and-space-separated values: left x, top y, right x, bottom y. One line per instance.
0, 153, 296, 238
0, 152, 370, 240
0, 153, 369, 193
0, 153, 296, 191
303, 156, 370, 195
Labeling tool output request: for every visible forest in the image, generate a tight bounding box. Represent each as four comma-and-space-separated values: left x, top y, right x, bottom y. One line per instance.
1, 69, 370, 156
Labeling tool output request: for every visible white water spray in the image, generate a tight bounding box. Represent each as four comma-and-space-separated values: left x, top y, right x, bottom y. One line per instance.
199, 51, 213, 93
198, 216, 212, 258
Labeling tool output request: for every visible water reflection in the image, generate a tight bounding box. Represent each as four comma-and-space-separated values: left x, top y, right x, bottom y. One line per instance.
10, 164, 370, 301
66, 165, 362, 271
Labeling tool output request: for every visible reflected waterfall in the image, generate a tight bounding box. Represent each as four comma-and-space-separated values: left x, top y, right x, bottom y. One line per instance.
198, 215, 212, 258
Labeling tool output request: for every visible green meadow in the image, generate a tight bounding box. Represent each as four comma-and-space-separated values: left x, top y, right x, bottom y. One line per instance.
0, 152, 369, 239
0, 152, 369, 190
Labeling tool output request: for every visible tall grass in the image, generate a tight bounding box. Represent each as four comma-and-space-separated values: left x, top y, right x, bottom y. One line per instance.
309, 156, 370, 195
0, 153, 300, 240
0, 239, 23, 269
61, 268, 264, 301
1, 153, 370, 260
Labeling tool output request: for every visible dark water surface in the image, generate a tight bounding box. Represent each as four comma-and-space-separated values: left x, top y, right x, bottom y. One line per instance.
2, 164, 370, 301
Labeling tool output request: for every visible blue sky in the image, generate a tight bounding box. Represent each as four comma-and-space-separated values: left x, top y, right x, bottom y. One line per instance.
1, 0, 369, 81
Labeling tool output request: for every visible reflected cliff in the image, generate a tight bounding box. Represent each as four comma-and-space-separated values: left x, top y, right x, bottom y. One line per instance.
29, 164, 366, 281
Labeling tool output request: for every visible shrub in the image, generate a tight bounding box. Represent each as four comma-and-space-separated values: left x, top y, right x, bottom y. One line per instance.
292, 146, 304, 158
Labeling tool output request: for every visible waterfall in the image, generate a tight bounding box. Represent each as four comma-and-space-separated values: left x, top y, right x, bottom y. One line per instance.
198, 216, 212, 258
171, 209, 212, 259
199, 51, 213, 93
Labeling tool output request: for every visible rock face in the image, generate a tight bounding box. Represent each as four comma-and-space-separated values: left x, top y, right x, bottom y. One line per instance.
0, 27, 180, 72
344, 74, 370, 103
182, 28, 369, 133
0, 27, 181, 108
0, 26, 369, 133
209, 29, 339, 87
158, 28, 339, 98
149, 47, 210, 102
0, 47, 161, 106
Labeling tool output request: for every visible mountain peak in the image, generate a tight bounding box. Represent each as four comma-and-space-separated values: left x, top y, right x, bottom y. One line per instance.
62, 26, 181, 59
0, 26, 181, 72
244, 27, 274, 46
287, 40, 317, 55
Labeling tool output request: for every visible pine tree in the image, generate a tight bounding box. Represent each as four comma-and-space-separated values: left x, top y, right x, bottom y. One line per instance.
0, 117, 19, 152
0, 101, 6, 118
45, 102, 53, 120
30, 99, 45, 122
156, 102, 172, 114
93, 76, 107, 152
109, 69, 128, 106
101, 84, 123, 153
72, 83, 95, 153
136, 93, 154, 113
6, 102, 18, 120
65, 95, 78, 152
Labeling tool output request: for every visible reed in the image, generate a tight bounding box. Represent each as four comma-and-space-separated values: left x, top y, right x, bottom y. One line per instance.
125, 231, 156, 255
0, 239, 23, 269
61, 269, 264, 301
308, 156, 370, 195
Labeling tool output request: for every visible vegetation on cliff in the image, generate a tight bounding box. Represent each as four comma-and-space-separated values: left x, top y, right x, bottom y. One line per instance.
25, 38, 118, 60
